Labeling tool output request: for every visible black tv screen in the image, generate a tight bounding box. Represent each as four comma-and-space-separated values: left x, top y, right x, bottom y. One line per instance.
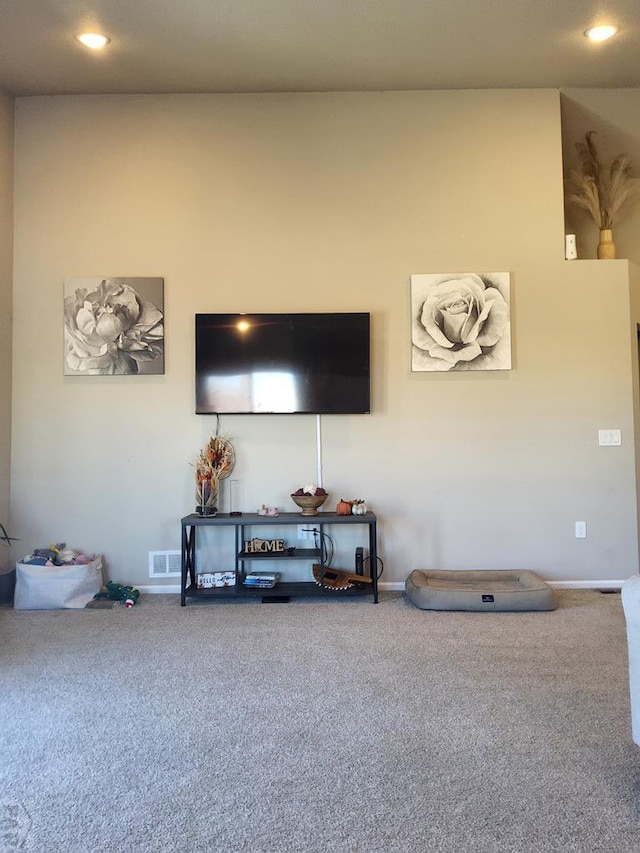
195, 313, 370, 414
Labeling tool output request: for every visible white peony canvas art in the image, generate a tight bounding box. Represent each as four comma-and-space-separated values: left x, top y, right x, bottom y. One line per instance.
411, 272, 511, 372
63, 277, 164, 376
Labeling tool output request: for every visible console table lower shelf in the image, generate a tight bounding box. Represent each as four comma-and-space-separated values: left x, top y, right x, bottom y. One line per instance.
180, 511, 379, 605
184, 580, 373, 603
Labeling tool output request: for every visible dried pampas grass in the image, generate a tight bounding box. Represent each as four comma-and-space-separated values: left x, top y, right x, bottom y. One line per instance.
567, 131, 637, 230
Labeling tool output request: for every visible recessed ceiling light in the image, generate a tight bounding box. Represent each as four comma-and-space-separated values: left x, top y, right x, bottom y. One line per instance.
76, 32, 111, 49
584, 25, 618, 42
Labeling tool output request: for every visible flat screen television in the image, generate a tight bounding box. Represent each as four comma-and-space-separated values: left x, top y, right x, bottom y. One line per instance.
195, 312, 370, 414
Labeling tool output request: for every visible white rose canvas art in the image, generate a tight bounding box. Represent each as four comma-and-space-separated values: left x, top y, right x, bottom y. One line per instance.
411, 272, 511, 372
63, 277, 164, 375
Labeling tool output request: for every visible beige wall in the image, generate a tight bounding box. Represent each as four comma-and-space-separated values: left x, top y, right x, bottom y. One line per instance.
629, 263, 640, 550
0, 93, 13, 572
10, 90, 640, 587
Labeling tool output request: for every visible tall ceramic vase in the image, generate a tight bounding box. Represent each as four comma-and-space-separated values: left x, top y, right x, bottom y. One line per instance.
597, 229, 616, 259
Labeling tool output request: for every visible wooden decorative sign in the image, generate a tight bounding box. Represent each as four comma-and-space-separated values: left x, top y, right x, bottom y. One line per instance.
243, 538, 285, 554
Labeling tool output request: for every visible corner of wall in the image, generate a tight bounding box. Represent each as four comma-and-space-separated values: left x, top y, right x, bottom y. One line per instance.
0, 92, 14, 572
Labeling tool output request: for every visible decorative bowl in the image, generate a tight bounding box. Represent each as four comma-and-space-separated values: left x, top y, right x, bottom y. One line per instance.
290, 493, 329, 516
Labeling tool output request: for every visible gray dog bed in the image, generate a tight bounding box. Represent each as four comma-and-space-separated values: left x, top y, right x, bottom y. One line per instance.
405, 569, 556, 612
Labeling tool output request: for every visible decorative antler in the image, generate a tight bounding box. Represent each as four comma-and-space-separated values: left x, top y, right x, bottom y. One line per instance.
312, 564, 372, 590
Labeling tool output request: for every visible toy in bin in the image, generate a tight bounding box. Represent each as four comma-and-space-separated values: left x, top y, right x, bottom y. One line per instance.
93, 581, 140, 608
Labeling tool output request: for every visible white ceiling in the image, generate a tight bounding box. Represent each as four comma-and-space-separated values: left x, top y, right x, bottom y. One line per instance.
0, 0, 639, 97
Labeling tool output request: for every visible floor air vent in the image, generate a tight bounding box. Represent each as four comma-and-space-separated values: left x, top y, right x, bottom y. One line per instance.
149, 550, 182, 578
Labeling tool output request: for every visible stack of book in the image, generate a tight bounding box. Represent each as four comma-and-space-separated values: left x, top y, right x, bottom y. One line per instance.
243, 572, 281, 589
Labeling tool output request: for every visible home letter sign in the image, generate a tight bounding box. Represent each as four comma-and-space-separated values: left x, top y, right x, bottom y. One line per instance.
243, 538, 285, 553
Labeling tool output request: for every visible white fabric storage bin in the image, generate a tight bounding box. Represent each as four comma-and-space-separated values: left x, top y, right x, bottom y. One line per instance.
14, 557, 103, 610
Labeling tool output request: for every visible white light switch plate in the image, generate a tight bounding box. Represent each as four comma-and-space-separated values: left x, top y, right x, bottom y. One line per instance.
599, 429, 621, 446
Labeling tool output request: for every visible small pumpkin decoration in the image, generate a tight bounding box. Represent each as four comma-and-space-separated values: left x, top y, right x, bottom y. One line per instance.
336, 498, 353, 516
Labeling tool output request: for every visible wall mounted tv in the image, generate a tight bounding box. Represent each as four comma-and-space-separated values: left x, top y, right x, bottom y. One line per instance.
195, 312, 370, 415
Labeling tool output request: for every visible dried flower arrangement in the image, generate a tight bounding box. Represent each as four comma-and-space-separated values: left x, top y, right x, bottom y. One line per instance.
567, 131, 636, 230
193, 434, 235, 514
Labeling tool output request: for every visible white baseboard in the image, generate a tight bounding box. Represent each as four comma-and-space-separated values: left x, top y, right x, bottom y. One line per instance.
139, 579, 628, 595
138, 584, 182, 594
547, 579, 625, 590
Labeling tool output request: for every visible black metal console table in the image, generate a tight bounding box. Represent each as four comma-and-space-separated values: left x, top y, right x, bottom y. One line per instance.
180, 511, 378, 605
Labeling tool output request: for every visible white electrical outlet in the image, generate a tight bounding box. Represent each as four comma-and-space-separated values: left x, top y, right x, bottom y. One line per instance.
575, 521, 587, 539
298, 525, 319, 542
599, 429, 621, 446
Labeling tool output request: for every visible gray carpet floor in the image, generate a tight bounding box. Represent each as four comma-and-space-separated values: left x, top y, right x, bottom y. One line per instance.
1, 590, 639, 852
